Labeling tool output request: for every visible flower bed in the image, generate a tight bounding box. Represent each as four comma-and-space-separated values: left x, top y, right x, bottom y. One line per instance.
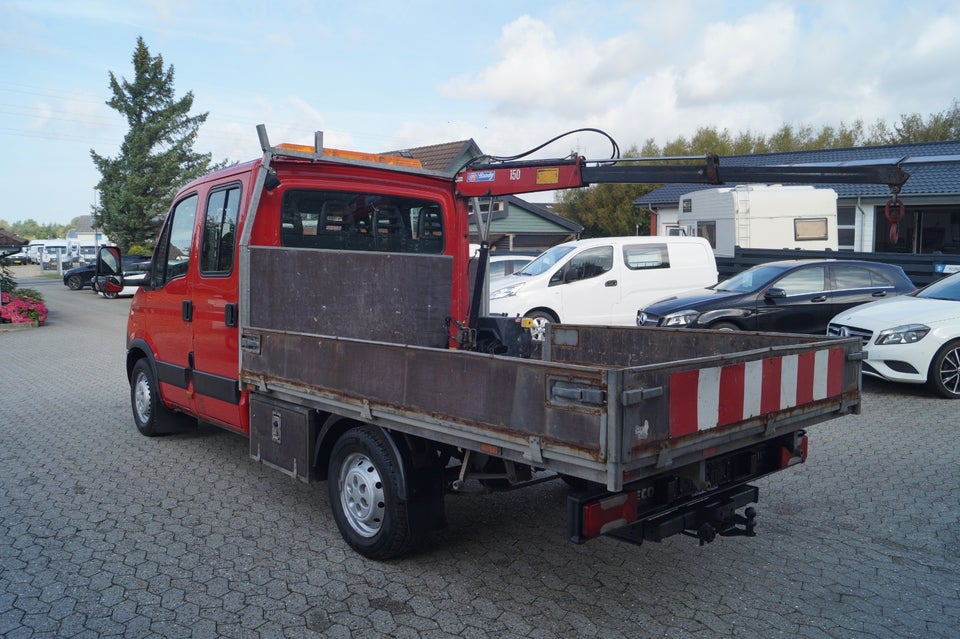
1, 289, 48, 325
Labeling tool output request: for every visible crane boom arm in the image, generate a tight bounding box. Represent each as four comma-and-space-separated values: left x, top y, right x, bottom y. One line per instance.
454, 155, 909, 198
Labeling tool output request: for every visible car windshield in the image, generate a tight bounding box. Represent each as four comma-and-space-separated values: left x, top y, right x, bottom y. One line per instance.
516, 245, 575, 276
715, 264, 790, 293
917, 273, 960, 301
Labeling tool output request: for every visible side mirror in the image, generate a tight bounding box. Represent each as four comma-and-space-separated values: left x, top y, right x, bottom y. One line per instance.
765, 287, 787, 299
97, 246, 124, 290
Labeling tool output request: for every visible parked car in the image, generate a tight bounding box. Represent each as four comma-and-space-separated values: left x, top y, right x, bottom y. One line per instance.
638, 259, 916, 334
490, 236, 718, 339
1, 251, 31, 266
63, 264, 96, 290
828, 271, 960, 398
487, 253, 535, 282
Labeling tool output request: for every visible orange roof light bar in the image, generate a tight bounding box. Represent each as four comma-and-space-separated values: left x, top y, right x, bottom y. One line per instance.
275, 142, 422, 168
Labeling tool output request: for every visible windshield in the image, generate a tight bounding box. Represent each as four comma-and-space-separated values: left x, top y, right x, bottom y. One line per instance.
715, 264, 790, 293
516, 245, 575, 276
917, 273, 960, 301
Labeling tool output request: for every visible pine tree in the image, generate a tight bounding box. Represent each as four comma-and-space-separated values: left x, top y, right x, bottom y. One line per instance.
90, 37, 214, 250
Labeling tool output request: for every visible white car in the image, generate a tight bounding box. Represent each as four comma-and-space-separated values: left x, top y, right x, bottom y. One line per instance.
828, 271, 960, 398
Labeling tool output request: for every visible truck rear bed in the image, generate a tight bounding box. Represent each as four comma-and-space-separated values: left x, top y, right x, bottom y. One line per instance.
239, 247, 862, 491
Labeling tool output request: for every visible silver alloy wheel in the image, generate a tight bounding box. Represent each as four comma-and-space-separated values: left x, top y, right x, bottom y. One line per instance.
338, 452, 386, 538
133, 371, 152, 424
530, 317, 550, 341
936, 344, 960, 396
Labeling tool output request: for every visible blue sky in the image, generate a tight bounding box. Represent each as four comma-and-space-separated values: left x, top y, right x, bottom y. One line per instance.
2, 0, 958, 225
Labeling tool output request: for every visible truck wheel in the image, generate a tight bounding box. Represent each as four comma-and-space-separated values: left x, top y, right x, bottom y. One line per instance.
130, 359, 187, 436
328, 426, 414, 559
67, 275, 83, 290
527, 311, 557, 342
927, 340, 960, 399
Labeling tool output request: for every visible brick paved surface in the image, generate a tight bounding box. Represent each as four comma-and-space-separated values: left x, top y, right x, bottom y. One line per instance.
1, 268, 958, 638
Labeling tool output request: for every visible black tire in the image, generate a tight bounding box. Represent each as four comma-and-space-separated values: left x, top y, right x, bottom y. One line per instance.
67, 275, 83, 290
710, 321, 739, 331
927, 340, 960, 399
526, 310, 558, 342
328, 426, 414, 559
130, 359, 189, 436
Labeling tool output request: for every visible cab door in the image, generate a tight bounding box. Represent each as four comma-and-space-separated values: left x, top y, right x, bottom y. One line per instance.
190, 183, 246, 433
141, 194, 200, 415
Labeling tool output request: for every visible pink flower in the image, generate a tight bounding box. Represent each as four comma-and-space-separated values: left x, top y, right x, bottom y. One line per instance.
0, 294, 48, 325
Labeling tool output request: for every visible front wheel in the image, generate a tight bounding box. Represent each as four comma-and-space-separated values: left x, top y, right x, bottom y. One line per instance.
710, 321, 739, 331
927, 340, 960, 399
66, 275, 83, 290
130, 359, 191, 435
328, 426, 414, 559
526, 310, 557, 342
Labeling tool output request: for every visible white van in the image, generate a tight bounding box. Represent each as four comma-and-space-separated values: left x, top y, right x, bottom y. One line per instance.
488, 236, 717, 337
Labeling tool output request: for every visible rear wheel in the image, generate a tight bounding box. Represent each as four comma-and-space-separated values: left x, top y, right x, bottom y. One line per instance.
328, 426, 415, 559
927, 340, 960, 399
527, 310, 557, 341
66, 275, 83, 290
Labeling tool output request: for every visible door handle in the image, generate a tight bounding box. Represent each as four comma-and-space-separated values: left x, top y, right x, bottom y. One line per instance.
182, 300, 193, 322
605, 280, 618, 287
872, 291, 887, 297
224, 302, 238, 327
811, 295, 827, 303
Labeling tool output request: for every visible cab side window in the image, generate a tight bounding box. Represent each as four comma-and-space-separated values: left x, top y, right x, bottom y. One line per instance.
153, 194, 198, 286
555, 246, 613, 284
200, 185, 241, 275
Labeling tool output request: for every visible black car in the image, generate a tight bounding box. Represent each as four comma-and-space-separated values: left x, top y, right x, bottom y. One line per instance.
63, 264, 96, 290
64, 254, 152, 292
637, 259, 916, 334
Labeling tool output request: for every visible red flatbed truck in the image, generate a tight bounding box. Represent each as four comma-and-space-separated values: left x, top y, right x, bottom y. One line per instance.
100, 125, 909, 558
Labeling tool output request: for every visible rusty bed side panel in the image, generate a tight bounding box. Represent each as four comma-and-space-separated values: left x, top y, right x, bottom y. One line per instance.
241, 331, 606, 456
248, 248, 452, 347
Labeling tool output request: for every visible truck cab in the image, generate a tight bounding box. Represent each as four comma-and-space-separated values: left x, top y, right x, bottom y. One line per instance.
117, 148, 470, 439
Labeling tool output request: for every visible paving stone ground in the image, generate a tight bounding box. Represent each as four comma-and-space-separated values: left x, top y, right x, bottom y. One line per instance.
2, 267, 958, 638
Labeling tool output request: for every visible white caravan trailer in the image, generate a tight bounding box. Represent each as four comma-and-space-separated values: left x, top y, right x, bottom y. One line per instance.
674, 185, 838, 257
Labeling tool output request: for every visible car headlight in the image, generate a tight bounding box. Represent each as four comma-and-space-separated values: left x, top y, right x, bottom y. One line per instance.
490, 282, 525, 300
660, 309, 701, 327
875, 324, 930, 345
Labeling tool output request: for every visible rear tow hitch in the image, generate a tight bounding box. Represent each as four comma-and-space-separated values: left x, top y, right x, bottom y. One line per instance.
684, 506, 757, 546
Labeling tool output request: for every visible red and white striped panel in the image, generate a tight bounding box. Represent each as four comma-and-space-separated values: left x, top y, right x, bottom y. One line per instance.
668, 347, 845, 438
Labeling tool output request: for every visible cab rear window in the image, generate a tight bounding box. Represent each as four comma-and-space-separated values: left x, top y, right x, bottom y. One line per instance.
279, 189, 443, 254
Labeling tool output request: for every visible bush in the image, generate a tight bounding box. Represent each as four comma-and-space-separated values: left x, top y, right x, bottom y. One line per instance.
1, 288, 48, 325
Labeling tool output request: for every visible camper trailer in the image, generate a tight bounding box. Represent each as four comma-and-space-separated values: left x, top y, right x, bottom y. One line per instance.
674, 185, 838, 257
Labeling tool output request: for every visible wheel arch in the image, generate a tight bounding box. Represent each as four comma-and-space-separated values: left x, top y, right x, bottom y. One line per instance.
126, 339, 157, 384
525, 307, 560, 323
313, 415, 413, 500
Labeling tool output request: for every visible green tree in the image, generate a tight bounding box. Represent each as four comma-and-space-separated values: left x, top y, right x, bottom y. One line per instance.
90, 37, 214, 250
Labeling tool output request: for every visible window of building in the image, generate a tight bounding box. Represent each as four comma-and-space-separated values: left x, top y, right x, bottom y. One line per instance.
837, 206, 856, 251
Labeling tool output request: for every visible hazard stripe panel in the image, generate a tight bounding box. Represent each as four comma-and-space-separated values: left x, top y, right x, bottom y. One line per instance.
668, 347, 845, 438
